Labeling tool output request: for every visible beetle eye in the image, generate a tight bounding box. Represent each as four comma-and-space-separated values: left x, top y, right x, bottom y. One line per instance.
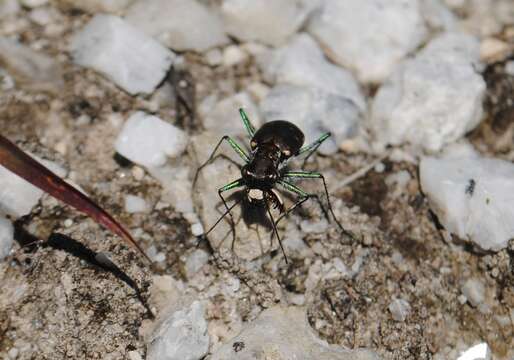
250, 140, 257, 149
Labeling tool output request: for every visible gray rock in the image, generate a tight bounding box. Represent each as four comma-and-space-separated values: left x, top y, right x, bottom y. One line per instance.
461, 278, 485, 307
210, 306, 381, 360
125, 0, 228, 52
388, 298, 411, 322
201, 92, 262, 137
147, 301, 209, 360
185, 249, 210, 279
261, 84, 360, 155
221, 0, 317, 47
308, 0, 427, 84
370, 32, 485, 152
259, 33, 365, 111
0, 37, 63, 92
420, 152, 514, 251
70, 14, 175, 95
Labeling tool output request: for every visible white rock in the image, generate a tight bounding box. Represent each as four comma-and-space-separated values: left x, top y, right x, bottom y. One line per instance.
259, 33, 365, 111
457, 343, 491, 360
124, 194, 149, 213
201, 92, 262, 136
125, 0, 228, 52
19, 0, 47, 8
370, 32, 485, 152
58, 0, 135, 13
221, 0, 316, 47
70, 14, 175, 95
505, 60, 514, 76
222, 45, 248, 67
0, 155, 66, 217
261, 84, 360, 155
461, 278, 485, 307
115, 112, 188, 168
388, 298, 411, 322
205, 48, 223, 67
147, 301, 209, 360
420, 153, 514, 251
0, 36, 63, 92
308, 0, 427, 84
185, 249, 209, 279
191, 223, 204, 237
210, 306, 381, 360
0, 216, 14, 260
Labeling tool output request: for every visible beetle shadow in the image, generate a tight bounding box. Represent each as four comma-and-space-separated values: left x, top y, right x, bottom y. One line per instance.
12, 223, 153, 319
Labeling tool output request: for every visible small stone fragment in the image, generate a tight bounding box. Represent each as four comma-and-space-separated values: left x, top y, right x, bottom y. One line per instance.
70, 14, 175, 95
388, 298, 411, 322
308, 0, 427, 84
185, 249, 209, 279
370, 32, 485, 152
461, 278, 485, 307
191, 223, 204, 237
261, 84, 360, 154
222, 45, 248, 67
124, 194, 149, 213
457, 342, 491, 360
420, 153, 514, 251
0, 216, 14, 260
147, 301, 209, 360
115, 112, 188, 168
125, 0, 228, 52
221, 0, 316, 47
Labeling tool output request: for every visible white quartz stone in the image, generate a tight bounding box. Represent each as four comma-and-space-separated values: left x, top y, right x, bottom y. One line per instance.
147, 301, 209, 360
115, 112, 188, 168
259, 33, 365, 111
70, 14, 175, 95
261, 84, 361, 155
0, 216, 14, 260
221, 0, 316, 47
370, 32, 485, 152
124, 194, 149, 213
201, 92, 262, 136
308, 0, 427, 84
420, 152, 514, 251
388, 298, 411, 322
461, 278, 486, 307
457, 343, 491, 360
125, 0, 228, 52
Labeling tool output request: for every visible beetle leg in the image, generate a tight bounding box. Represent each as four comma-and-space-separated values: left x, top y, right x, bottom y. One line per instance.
238, 108, 256, 138
265, 201, 288, 264
193, 136, 250, 187
296, 132, 331, 169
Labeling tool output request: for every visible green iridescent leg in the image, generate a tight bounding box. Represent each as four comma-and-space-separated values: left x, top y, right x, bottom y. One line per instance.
276, 179, 329, 227
280, 172, 353, 239
193, 135, 249, 187
204, 178, 244, 249
297, 132, 331, 168
239, 108, 256, 138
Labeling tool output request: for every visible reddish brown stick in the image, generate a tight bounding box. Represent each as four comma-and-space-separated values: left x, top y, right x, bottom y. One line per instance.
0, 134, 151, 263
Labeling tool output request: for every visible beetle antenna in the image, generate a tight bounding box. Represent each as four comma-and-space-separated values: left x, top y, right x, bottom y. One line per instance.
266, 203, 288, 264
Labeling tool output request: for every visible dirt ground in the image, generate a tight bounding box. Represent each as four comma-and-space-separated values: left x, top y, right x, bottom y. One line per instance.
1, 4, 513, 360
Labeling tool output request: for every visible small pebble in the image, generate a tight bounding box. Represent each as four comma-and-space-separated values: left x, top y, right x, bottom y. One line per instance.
63, 219, 73, 228
191, 223, 204, 237
461, 278, 485, 307
205, 48, 223, 66
457, 342, 491, 360
124, 194, 149, 213
131, 166, 145, 181
388, 298, 411, 322
222, 45, 247, 67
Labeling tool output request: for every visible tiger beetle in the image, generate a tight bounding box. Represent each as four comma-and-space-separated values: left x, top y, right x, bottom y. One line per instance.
194, 109, 353, 263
